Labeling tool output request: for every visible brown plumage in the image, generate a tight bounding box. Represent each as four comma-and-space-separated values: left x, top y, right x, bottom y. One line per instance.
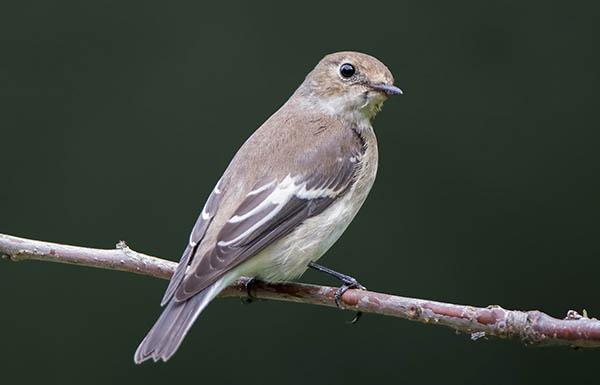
135, 51, 401, 363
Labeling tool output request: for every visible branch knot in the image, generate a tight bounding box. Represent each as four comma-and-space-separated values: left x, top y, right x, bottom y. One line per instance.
1, 232, 600, 349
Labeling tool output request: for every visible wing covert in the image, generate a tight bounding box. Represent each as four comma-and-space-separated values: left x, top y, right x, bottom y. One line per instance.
175, 151, 362, 301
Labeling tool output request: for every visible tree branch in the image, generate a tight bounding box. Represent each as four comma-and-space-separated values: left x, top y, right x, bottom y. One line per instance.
2, 232, 599, 348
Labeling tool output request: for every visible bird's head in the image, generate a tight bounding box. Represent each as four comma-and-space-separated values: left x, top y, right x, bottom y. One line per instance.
299, 51, 402, 121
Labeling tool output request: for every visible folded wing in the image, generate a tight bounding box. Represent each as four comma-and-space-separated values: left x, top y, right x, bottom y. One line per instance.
175, 144, 363, 301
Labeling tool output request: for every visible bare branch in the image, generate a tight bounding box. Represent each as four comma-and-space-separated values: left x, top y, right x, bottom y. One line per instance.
2, 232, 599, 348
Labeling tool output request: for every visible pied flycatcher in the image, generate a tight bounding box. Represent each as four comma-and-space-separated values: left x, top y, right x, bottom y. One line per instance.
135, 51, 402, 363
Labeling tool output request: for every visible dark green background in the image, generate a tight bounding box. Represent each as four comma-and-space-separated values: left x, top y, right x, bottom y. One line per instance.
1, 1, 598, 384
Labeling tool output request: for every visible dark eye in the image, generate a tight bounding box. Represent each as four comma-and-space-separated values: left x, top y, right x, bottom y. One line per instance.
339, 63, 355, 78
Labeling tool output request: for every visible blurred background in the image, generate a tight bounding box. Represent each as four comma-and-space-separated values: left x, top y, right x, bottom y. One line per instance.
1, 1, 599, 384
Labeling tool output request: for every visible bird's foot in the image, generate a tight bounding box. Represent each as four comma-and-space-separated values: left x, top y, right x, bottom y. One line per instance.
307, 262, 366, 324
241, 277, 258, 304
333, 277, 366, 307
333, 277, 366, 324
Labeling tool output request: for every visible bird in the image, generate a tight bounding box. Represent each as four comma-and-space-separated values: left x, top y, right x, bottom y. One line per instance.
134, 51, 402, 363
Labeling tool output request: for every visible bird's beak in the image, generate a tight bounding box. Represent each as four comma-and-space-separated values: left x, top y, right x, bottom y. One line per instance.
369, 83, 403, 96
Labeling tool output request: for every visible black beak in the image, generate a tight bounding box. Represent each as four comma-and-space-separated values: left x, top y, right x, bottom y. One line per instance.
369, 83, 403, 96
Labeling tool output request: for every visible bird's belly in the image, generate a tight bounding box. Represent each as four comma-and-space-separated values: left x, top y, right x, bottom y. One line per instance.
244, 195, 361, 282
238, 144, 378, 283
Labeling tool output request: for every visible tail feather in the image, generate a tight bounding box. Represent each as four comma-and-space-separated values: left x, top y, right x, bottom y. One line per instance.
134, 282, 220, 364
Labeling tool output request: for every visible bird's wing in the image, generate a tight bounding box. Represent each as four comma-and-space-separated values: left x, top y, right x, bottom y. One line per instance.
173, 126, 365, 302
160, 179, 225, 305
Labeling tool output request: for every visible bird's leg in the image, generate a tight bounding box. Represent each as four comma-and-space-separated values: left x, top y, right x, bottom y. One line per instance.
308, 262, 365, 324
241, 277, 258, 304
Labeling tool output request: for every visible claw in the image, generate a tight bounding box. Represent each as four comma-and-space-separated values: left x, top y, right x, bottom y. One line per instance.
349, 311, 363, 324
333, 279, 366, 324
241, 277, 257, 304
307, 262, 367, 324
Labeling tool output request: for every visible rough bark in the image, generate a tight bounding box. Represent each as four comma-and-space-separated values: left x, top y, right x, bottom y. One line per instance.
2, 232, 599, 348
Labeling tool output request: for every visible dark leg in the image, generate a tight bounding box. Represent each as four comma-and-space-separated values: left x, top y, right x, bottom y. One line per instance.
308, 262, 366, 324
241, 277, 258, 304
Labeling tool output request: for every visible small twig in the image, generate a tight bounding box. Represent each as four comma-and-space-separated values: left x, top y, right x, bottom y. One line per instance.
1, 232, 599, 348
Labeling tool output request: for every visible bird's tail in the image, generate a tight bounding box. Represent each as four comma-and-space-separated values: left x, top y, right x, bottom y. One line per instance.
134, 280, 223, 364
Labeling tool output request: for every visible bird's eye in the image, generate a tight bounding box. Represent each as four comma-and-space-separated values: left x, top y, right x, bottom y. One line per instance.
339, 63, 355, 78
